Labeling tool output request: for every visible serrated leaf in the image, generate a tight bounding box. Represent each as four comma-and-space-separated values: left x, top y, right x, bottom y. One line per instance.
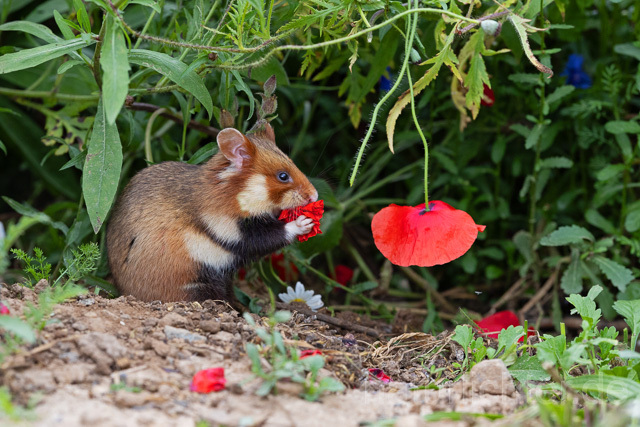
0, 316, 37, 343
508, 353, 550, 383
613, 300, 640, 337
83, 98, 123, 234
525, 124, 544, 149
507, 15, 553, 78
101, 15, 130, 124
386, 29, 455, 152
497, 325, 524, 353
0, 37, 93, 74
567, 285, 602, 327
592, 256, 634, 292
604, 120, 640, 134
535, 335, 565, 366
540, 225, 594, 246
566, 374, 640, 401
560, 252, 583, 294
539, 156, 573, 169
464, 31, 490, 117
128, 49, 213, 118
452, 324, 473, 349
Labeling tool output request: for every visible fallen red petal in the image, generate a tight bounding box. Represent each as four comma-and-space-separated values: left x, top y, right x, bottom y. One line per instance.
371, 201, 485, 267
300, 349, 323, 359
279, 200, 324, 242
190, 367, 226, 393
476, 310, 535, 342
270, 253, 299, 281
0, 303, 9, 315
368, 368, 391, 383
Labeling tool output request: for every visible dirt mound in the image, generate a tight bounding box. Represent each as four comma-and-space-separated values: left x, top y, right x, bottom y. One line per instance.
1, 284, 524, 426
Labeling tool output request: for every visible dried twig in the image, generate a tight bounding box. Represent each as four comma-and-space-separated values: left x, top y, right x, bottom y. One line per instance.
518, 269, 558, 318
399, 267, 457, 314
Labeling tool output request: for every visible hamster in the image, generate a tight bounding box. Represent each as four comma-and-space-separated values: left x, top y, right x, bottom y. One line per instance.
106, 121, 318, 302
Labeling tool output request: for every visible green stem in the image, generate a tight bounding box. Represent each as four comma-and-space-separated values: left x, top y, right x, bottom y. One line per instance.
92, 17, 108, 89
144, 107, 167, 163
133, 9, 156, 49
404, 0, 428, 206
266, 0, 275, 35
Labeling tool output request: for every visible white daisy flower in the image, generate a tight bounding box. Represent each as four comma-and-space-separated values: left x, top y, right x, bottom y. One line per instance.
278, 281, 324, 312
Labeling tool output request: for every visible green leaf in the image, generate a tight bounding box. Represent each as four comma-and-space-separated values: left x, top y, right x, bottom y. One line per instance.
129, 0, 161, 13
604, 120, 640, 134
612, 299, 640, 348
614, 43, 640, 61
566, 285, 602, 327
540, 225, 594, 246
508, 353, 550, 383
82, 98, 123, 234
0, 20, 61, 43
560, 251, 583, 294
73, 0, 91, 33
101, 15, 130, 124
596, 164, 625, 181
539, 156, 573, 170
545, 85, 575, 105
0, 316, 37, 344
0, 37, 93, 74
53, 10, 75, 40
298, 210, 343, 257
525, 124, 544, 149
592, 256, 634, 292
585, 209, 617, 234
187, 142, 217, 165
497, 325, 524, 355
318, 376, 345, 392
350, 281, 378, 294
57, 59, 84, 74
625, 209, 640, 233
566, 374, 640, 400
535, 335, 565, 366
507, 15, 553, 77
128, 49, 213, 118
464, 32, 490, 114
386, 28, 455, 152
2, 196, 69, 235
452, 324, 473, 350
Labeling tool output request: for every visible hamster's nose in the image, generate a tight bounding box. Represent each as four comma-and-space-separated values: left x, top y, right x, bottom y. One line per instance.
308, 190, 318, 203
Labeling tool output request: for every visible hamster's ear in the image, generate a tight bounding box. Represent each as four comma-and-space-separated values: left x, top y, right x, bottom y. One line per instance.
217, 128, 256, 169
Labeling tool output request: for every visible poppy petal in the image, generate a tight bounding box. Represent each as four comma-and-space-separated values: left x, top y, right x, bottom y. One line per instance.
279, 200, 324, 242
372, 201, 485, 267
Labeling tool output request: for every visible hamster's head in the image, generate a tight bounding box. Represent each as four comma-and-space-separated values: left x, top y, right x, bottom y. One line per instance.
216, 123, 318, 217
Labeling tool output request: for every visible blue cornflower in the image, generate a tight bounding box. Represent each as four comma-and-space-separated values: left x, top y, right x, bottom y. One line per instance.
379, 66, 393, 92
561, 54, 592, 89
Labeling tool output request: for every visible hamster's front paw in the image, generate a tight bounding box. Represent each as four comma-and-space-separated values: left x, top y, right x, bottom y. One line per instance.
285, 215, 314, 237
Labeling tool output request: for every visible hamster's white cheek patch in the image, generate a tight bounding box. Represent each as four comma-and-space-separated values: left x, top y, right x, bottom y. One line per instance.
201, 213, 242, 243
237, 175, 272, 215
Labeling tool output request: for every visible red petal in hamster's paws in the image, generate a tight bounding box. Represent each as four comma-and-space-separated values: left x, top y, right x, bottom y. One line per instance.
279, 200, 324, 242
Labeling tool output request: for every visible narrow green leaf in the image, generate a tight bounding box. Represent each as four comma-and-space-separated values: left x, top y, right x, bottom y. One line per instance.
83, 98, 123, 234
57, 59, 84, 74
0, 20, 60, 43
101, 15, 130, 124
0, 316, 37, 344
129, 0, 162, 13
0, 37, 93, 74
73, 0, 91, 33
592, 256, 634, 292
612, 300, 640, 340
507, 15, 553, 77
525, 124, 544, 149
2, 196, 69, 235
604, 120, 640, 135
539, 156, 573, 169
596, 164, 625, 181
545, 85, 574, 105
560, 251, 583, 294
614, 43, 640, 61
566, 374, 640, 400
540, 225, 594, 246
585, 208, 617, 234
53, 10, 75, 40
128, 49, 213, 118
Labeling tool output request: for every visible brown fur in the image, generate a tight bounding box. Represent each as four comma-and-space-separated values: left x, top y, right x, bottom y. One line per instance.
106, 124, 317, 302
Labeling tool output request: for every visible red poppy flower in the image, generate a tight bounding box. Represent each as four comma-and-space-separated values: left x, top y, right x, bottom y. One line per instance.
481, 84, 495, 107
190, 367, 226, 393
333, 265, 354, 286
368, 368, 391, 383
476, 310, 535, 342
371, 201, 485, 267
279, 200, 324, 242
300, 349, 323, 359
270, 253, 299, 281
0, 303, 9, 315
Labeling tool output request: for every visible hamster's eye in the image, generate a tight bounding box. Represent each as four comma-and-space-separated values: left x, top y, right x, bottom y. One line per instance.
277, 171, 290, 183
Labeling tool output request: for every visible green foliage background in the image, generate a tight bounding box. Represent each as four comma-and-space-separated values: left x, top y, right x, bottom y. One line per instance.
0, 0, 638, 326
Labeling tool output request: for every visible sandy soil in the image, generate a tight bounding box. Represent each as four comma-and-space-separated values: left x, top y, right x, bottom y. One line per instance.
1, 282, 526, 426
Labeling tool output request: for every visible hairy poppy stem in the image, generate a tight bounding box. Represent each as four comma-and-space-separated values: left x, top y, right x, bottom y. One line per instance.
404, 0, 429, 208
